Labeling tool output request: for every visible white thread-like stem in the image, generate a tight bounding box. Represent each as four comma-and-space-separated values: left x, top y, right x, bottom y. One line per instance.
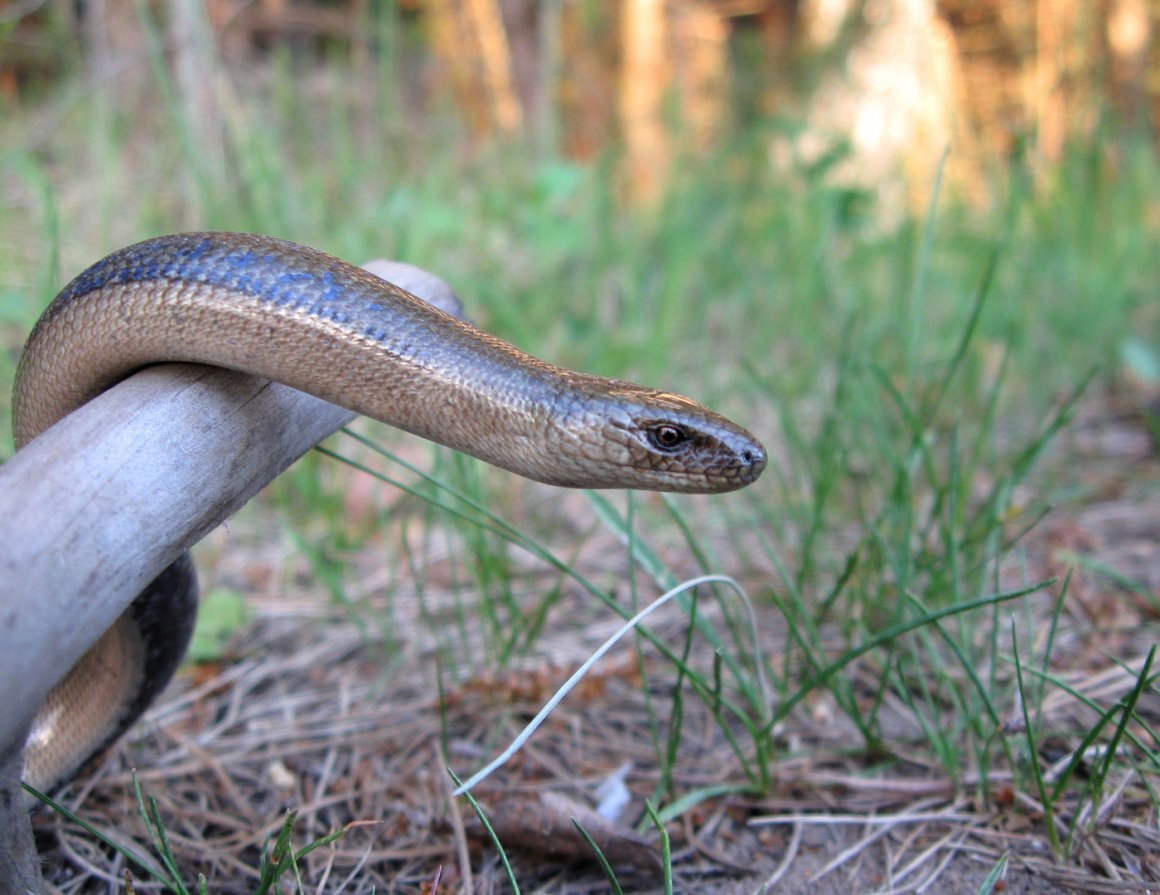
452, 573, 752, 795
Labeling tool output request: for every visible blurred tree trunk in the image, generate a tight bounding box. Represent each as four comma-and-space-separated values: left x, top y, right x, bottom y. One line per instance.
171, 0, 223, 160
672, 1, 729, 151
533, 0, 563, 153
468, 0, 522, 130
620, 0, 670, 205
619, 0, 732, 205
1028, 0, 1107, 174
426, 0, 522, 136
557, 2, 619, 161
1107, 0, 1152, 132
786, 0, 966, 218
1034, 0, 1070, 163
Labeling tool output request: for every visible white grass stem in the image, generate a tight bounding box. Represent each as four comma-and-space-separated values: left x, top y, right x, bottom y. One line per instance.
452, 574, 748, 795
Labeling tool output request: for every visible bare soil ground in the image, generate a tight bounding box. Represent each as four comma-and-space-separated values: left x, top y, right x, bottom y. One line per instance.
31, 396, 1160, 894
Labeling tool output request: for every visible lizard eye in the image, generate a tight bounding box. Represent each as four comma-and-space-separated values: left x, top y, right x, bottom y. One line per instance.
647, 423, 690, 452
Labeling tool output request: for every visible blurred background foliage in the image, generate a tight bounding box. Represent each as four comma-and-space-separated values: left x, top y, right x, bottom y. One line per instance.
2, 0, 1156, 205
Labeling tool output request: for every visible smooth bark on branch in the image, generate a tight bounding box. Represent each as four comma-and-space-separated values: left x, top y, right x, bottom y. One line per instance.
0, 748, 41, 893
0, 366, 354, 764
0, 259, 459, 890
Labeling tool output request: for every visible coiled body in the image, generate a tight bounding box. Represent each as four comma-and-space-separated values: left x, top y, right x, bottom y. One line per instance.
13, 232, 765, 792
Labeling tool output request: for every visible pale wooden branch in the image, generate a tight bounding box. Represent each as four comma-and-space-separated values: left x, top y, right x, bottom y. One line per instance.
0, 366, 355, 763
0, 259, 460, 891
0, 749, 41, 893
